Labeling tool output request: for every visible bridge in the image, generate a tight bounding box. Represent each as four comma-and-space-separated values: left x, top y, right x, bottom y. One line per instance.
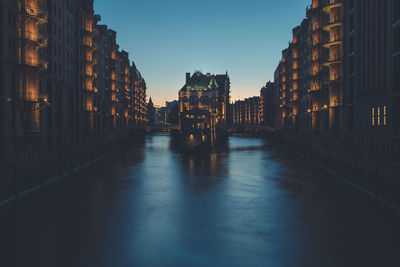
227, 125, 278, 135
145, 124, 179, 134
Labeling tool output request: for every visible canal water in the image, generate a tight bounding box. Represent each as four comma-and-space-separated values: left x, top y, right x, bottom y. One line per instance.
1, 134, 400, 267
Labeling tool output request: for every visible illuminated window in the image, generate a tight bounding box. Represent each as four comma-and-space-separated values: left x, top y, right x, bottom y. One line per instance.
377, 107, 381, 126
372, 107, 375, 126
384, 106, 387, 126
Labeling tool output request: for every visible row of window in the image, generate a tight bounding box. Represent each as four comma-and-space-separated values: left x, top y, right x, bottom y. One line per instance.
371, 106, 387, 127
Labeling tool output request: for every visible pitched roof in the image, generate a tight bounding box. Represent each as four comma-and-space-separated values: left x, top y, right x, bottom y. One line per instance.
181, 72, 222, 91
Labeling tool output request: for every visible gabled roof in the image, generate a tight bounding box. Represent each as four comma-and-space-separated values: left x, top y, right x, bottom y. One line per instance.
208, 75, 219, 89
181, 72, 220, 92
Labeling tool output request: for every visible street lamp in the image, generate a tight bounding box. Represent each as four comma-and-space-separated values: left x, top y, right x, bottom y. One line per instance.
36, 98, 51, 111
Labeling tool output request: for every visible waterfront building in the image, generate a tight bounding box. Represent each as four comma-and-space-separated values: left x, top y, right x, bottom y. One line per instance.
245, 97, 260, 125
147, 97, 156, 125
260, 81, 279, 128
135, 67, 147, 126
166, 100, 178, 110
0, 0, 19, 194
0, 0, 147, 203
215, 72, 231, 128
232, 100, 245, 126
232, 97, 260, 126
343, 0, 399, 165
266, 0, 400, 192
179, 72, 219, 131
392, 0, 400, 160
130, 60, 147, 127
156, 107, 168, 124
178, 72, 230, 132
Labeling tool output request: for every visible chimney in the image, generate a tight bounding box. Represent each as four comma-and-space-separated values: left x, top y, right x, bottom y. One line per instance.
186, 72, 190, 83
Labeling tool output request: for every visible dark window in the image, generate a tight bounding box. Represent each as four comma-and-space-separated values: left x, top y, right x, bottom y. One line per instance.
395, 0, 400, 22
394, 97, 400, 136
349, 55, 355, 74
0, 100, 3, 134
394, 26, 400, 53
8, 37, 12, 54
0, 3, 3, 28
349, 14, 354, 32
349, 76, 354, 103
349, 0, 354, 11
0, 137, 4, 160
394, 55, 400, 93
348, 106, 354, 131
8, 8, 12, 26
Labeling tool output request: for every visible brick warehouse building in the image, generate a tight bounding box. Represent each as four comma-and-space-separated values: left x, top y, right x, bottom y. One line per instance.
179, 71, 230, 131
0, 0, 147, 202
263, 0, 400, 204
232, 97, 260, 126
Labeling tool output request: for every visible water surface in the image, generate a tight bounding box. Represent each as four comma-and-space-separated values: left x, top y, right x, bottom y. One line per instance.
1, 135, 400, 267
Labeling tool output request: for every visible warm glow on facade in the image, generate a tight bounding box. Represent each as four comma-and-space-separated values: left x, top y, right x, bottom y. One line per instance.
18, 0, 49, 133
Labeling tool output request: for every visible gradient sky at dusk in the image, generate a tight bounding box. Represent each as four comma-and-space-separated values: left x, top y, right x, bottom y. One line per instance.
94, 0, 310, 106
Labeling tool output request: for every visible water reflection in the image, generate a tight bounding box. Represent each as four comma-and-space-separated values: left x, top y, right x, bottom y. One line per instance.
1, 135, 400, 267
178, 152, 228, 190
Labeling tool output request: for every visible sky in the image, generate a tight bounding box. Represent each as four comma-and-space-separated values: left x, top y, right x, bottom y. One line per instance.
94, 0, 310, 106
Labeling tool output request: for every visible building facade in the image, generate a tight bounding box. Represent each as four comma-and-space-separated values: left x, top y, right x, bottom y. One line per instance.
147, 97, 155, 125
260, 81, 279, 128
0, 0, 147, 203
267, 0, 400, 202
179, 72, 221, 131
232, 97, 260, 126
232, 100, 245, 126
216, 0, 400, 203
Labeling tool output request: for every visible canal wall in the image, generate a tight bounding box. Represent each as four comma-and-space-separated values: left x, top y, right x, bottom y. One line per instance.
277, 132, 400, 209
0, 129, 145, 205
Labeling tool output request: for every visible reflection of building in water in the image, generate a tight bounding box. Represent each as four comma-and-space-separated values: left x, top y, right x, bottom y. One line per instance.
182, 152, 228, 181
179, 72, 230, 131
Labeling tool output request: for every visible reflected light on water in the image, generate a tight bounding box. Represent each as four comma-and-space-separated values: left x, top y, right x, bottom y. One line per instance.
1, 134, 400, 267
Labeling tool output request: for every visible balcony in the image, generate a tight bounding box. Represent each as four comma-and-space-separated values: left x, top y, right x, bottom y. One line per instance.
323, 57, 342, 67
86, 87, 96, 94
18, 30, 48, 48
85, 72, 98, 79
84, 41, 97, 51
322, 1, 343, 13
86, 57, 97, 65
327, 77, 342, 85
323, 20, 343, 31
20, 57, 48, 71
19, 7, 48, 24
323, 39, 343, 48
84, 27, 98, 37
